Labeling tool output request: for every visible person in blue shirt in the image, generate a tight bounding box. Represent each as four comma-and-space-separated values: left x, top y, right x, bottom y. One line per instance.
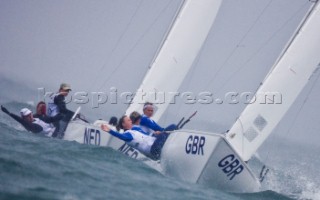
101, 115, 169, 160
130, 111, 154, 136
140, 102, 176, 134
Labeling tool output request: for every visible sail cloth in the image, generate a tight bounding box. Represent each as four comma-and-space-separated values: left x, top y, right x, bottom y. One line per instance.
125, 0, 222, 120
226, 2, 320, 162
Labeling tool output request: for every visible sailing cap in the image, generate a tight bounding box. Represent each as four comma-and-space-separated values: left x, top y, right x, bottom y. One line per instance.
60, 83, 72, 91
20, 108, 32, 117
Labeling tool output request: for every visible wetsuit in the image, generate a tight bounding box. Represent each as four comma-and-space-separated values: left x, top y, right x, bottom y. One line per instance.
3, 112, 57, 136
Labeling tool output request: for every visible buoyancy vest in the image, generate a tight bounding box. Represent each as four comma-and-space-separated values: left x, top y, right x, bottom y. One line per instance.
132, 125, 150, 136
47, 93, 60, 117
140, 125, 154, 136
33, 118, 56, 137
126, 130, 156, 156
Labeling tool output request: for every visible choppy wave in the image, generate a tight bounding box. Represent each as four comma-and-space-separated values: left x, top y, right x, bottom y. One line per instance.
1, 102, 319, 200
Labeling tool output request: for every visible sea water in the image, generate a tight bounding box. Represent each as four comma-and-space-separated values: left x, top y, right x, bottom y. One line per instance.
0, 103, 319, 200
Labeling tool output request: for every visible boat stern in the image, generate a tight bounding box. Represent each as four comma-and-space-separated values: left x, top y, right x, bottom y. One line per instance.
160, 130, 261, 193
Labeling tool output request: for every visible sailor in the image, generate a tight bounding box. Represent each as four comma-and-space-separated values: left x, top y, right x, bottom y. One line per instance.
47, 83, 74, 138
140, 102, 176, 135
1, 105, 58, 137
33, 101, 47, 120
101, 115, 170, 160
108, 116, 118, 126
129, 111, 150, 136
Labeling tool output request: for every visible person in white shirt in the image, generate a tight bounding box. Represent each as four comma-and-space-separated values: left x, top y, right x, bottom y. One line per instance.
101, 115, 170, 160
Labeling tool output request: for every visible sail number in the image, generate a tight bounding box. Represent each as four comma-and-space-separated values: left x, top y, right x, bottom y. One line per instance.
84, 128, 101, 145
218, 154, 244, 180
185, 135, 205, 155
118, 143, 139, 159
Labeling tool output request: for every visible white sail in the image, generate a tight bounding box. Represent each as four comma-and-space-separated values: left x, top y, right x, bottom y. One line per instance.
125, 0, 222, 120
226, 1, 320, 161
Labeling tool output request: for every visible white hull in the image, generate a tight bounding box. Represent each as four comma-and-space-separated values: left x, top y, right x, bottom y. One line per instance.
161, 130, 260, 193
63, 119, 162, 171
63, 120, 260, 193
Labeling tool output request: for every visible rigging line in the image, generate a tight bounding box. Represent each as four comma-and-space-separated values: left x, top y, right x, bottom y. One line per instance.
89, 0, 144, 91
260, 0, 317, 86
126, 0, 186, 118
127, 0, 185, 115
162, 32, 207, 125
265, 70, 320, 164
171, 16, 215, 122
246, 1, 317, 164
172, 0, 226, 120
195, 1, 312, 134
193, 0, 275, 118
264, 67, 320, 163
211, 1, 310, 96
205, 0, 274, 89
145, 0, 186, 71
97, 0, 176, 91
172, 50, 202, 121
283, 69, 320, 139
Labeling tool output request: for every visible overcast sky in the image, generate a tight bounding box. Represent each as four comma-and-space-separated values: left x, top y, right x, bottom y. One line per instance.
0, 0, 319, 147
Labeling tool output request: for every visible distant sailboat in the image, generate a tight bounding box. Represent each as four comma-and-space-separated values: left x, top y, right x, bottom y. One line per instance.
63, 0, 320, 193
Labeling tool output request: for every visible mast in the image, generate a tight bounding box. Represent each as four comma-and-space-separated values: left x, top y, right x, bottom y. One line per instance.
226, 1, 320, 161
125, 0, 222, 120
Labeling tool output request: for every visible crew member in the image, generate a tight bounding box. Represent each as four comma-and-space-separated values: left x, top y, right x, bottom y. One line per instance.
140, 102, 176, 135
129, 111, 150, 136
47, 83, 74, 138
1, 105, 58, 137
101, 115, 170, 160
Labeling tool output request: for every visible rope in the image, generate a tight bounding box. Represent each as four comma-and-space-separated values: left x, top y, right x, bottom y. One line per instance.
259, 2, 318, 165
263, 66, 320, 165
196, 1, 311, 118
206, 0, 274, 89
89, 0, 144, 91
283, 68, 320, 140
217, 1, 309, 92
95, 0, 176, 92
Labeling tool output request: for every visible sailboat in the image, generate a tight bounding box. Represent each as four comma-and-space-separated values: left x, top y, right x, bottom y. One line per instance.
64, 0, 223, 175
63, 0, 320, 193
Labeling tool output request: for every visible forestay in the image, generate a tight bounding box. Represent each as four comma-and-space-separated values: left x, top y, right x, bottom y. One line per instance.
226, 1, 320, 161
125, 0, 222, 120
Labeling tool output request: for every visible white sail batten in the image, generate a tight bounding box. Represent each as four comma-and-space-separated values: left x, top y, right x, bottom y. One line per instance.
226, 2, 320, 161
126, 0, 222, 120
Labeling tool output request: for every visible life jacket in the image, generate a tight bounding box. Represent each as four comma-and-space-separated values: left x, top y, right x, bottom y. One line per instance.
126, 130, 156, 156
140, 115, 155, 135
47, 93, 60, 117
33, 118, 56, 137
140, 126, 154, 136
132, 125, 150, 136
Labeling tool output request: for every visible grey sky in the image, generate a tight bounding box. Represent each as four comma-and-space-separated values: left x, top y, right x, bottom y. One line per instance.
0, 0, 319, 147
